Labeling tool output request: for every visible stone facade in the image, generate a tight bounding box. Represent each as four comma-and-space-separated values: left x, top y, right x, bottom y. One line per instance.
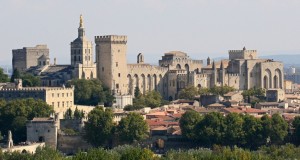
95, 36, 284, 100
12, 45, 49, 72
26, 117, 59, 148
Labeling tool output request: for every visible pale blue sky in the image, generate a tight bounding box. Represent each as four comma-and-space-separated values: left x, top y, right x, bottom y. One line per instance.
1, 0, 300, 66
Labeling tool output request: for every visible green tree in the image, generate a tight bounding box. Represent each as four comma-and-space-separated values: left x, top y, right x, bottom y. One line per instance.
179, 110, 202, 139
242, 114, 264, 149
178, 85, 198, 100
117, 113, 148, 143
134, 87, 141, 98
33, 146, 64, 160
64, 108, 73, 119
269, 113, 288, 144
21, 73, 41, 87
113, 145, 155, 160
261, 114, 272, 145
132, 90, 164, 109
224, 113, 245, 147
196, 112, 225, 146
144, 91, 163, 108
123, 104, 144, 111
292, 116, 300, 144
73, 148, 120, 160
84, 106, 114, 147
210, 85, 235, 96
198, 87, 210, 95
10, 68, 20, 82
0, 68, 9, 83
242, 87, 266, 103
73, 107, 84, 120
67, 79, 115, 106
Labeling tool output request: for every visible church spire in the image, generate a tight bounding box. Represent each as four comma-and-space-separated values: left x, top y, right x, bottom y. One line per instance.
78, 14, 85, 38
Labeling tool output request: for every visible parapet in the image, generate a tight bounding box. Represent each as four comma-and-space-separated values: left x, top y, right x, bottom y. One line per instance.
228, 48, 257, 60
95, 35, 127, 44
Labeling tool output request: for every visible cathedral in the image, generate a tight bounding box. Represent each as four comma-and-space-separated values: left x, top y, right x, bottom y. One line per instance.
20, 15, 283, 102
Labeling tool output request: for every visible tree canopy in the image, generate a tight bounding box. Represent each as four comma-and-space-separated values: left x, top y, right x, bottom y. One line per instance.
178, 86, 199, 100
179, 110, 202, 139
117, 113, 148, 143
292, 116, 300, 145
67, 79, 115, 106
84, 106, 114, 147
0, 68, 9, 83
10, 69, 41, 87
180, 112, 289, 149
242, 87, 266, 104
178, 85, 235, 100
131, 88, 166, 109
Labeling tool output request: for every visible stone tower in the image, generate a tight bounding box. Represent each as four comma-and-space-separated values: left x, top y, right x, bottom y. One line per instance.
95, 35, 128, 95
71, 15, 97, 79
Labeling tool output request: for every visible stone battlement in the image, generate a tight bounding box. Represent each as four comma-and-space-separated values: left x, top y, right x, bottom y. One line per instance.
127, 64, 168, 72
227, 73, 240, 76
0, 87, 73, 92
159, 59, 203, 64
95, 35, 127, 44
229, 50, 257, 53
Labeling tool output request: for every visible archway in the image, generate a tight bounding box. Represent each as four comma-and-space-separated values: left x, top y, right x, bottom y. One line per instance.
275, 69, 282, 89
176, 64, 181, 69
153, 74, 157, 91
127, 74, 132, 94
141, 74, 146, 94
263, 75, 268, 89
147, 74, 151, 91
274, 75, 278, 88
265, 69, 272, 88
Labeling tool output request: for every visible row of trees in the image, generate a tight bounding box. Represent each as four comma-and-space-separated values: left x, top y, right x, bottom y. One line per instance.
124, 87, 168, 111
64, 107, 85, 120
84, 106, 148, 147
178, 85, 235, 100
180, 111, 288, 149
0, 99, 53, 143
67, 79, 115, 106
241, 87, 266, 103
3, 144, 300, 160
0, 68, 9, 83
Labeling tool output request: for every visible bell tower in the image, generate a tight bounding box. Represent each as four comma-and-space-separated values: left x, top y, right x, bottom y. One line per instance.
70, 15, 97, 79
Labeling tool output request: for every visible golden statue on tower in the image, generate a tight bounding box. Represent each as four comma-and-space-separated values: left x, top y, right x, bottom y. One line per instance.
79, 14, 83, 28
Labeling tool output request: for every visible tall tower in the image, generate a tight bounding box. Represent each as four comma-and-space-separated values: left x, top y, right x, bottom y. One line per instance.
95, 35, 128, 95
71, 15, 96, 79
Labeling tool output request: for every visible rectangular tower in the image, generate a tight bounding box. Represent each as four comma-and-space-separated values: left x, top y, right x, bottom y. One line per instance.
95, 35, 128, 95
12, 45, 49, 72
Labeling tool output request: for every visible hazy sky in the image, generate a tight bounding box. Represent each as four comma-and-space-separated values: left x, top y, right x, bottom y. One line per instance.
1, 0, 300, 66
